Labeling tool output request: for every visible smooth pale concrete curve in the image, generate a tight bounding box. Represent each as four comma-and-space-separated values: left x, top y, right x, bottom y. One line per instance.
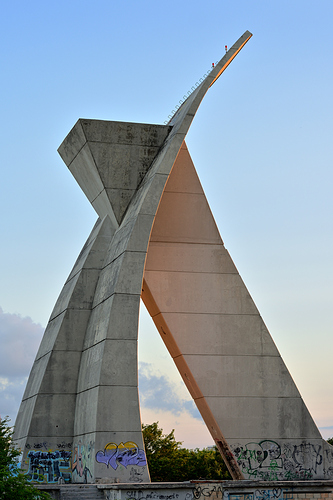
142, 142, 333, 480
14, 31, 263, 484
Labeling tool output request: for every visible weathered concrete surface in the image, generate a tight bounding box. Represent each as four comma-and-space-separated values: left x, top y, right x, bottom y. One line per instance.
13, 216, 114, 484
37, 480, 333, 500
98, 480, 333, 500
15, 31, 333, 485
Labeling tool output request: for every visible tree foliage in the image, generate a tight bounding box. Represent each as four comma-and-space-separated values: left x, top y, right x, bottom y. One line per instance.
328, 437, 333, 446
142, 422, 231, 482
0, 417, 51, 500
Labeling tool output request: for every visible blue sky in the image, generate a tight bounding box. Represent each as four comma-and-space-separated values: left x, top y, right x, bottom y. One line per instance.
0, 0, 332, 448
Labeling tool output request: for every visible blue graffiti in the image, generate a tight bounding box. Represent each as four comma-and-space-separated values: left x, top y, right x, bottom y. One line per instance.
26, 450, 71, 483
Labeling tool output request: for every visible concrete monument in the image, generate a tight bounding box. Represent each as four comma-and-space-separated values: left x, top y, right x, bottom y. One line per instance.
14, 31, 333, 484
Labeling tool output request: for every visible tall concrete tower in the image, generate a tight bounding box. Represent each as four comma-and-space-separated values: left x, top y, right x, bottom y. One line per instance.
14, 31, 333, 484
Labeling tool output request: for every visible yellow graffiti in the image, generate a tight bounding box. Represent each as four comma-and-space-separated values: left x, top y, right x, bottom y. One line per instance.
105, 441, 138, 452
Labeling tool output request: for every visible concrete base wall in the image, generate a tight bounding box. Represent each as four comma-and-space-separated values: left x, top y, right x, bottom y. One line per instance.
37, 480, 333, 500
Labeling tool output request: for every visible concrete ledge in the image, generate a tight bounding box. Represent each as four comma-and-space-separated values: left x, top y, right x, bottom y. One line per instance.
95, 480, 333, 490
36, 481, 333, 500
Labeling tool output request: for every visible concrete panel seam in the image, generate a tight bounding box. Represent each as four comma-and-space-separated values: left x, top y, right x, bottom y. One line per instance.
21, 392, 78, 403
85, 139, 166, 147
35, 348, 85, 361
100, 249, 148, 272
151, 311, 262, 318
194, 395, 303, 400
148, 240, 226, 246
90, 187, 106, 205
150, 311, 264, 317
62, 141, 86, 168
81, 338, 138, 353
73, 429, 143, 438
76, 384, 138, 395
16, 434, 74, 441
91, 291, 141, 311
64, 264, 105, 284
173, 353, 281, 358
48, 307, 93, 322
145, 269, 239, 275
164, 189, 205, 195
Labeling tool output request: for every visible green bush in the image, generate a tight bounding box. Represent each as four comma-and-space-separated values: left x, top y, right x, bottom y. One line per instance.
142, 422, 231, 482
0, 417, 51, 500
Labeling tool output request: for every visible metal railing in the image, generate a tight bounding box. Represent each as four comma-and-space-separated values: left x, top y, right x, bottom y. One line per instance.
164, 61, 219, 124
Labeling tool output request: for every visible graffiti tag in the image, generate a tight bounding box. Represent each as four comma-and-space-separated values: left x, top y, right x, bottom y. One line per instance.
96, 441, 147, 470
72, 441, 93, 483
26, 450, 71, 483
231, 440, 324, 481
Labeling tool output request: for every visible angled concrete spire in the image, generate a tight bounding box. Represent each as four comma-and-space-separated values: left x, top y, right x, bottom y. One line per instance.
14, 30, 331, 485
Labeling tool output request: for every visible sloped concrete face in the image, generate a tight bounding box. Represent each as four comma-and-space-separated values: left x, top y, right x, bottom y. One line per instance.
16, 31, 332, 484
142, 142, 332, 481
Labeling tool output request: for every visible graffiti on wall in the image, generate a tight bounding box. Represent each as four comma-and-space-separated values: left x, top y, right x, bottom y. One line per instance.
126, 491, 191, 500
222, 492, 283, 500
253, 490, 283, 500
124, 486, 293, 500
123, 486, 294, 500
129, 466, 145, 482
25, 449, 71, 483
225, 495, 252, 500
231, 440, 323, 480
96, 441, 147, 470
193, 486, 286, 500
193, 485, 224, 499
231, 440, 283, 481
324, 445, 333, 478
25, 442, 48, 450
72, 441, 94, 483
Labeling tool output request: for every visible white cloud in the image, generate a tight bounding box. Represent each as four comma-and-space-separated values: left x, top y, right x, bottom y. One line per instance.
138, 361, 214, 449
0, 307, 44, 423
0, 307, 44, 378
138, 361, 201, 420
